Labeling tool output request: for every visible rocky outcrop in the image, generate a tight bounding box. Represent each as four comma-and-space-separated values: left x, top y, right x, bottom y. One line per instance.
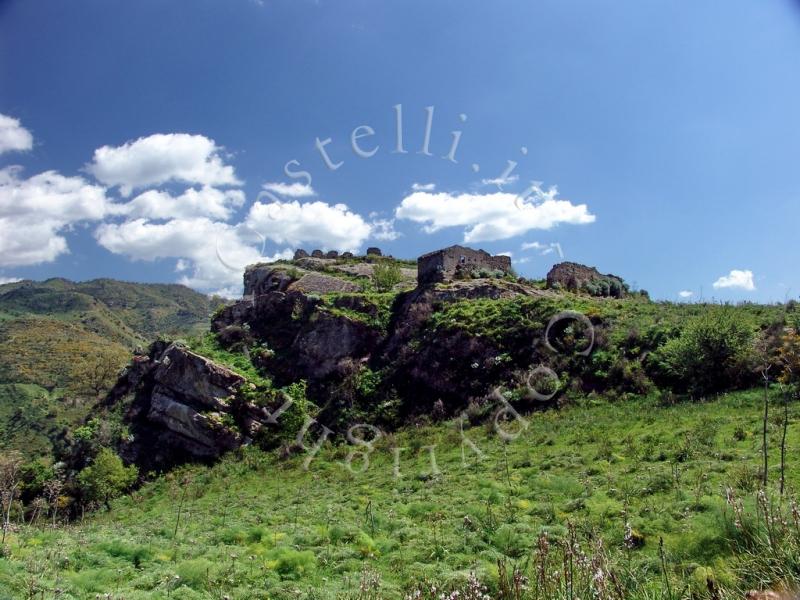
244, 264, 300, 296
106, 247, 624, 468
108, 342, 248, 469
289, 272, 360, 294
244, 264, 361, 296
213, 284, 380, 382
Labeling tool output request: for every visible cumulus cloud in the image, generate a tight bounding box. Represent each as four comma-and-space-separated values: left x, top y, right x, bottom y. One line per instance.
262, 181, 316, 198
395, 190, 594, 243
245, 199, 373, 251
114, 186, 245, 221
411, 182, 436, 192
678, 290, 694, 299
95, 217, 293, 295
713, 269, 755, 291
0, 114, 33, 155
0, 277, 22, 285
96, 189, 396, 294
0, 166, 113, 267
86, 133, 241, 196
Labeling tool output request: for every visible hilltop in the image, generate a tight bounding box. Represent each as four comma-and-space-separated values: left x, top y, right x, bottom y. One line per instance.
92, 246, 791, 469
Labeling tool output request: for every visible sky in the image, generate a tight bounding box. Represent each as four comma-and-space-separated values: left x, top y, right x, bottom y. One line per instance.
1, 0, 799, 301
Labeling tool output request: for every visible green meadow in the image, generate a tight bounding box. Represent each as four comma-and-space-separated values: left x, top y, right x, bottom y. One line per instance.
2, 389, 798, 599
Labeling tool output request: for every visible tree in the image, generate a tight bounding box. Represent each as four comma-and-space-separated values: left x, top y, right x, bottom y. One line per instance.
68, 353, 126, 401
372, 262, 403, 292
77, 448, 137, 509
0, 451, 23, 545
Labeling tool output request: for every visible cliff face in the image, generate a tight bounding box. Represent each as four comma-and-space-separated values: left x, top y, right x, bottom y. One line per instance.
107, 342, 246, 469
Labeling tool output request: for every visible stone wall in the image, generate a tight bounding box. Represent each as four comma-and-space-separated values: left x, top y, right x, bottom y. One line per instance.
417, 245, 512, 285
545, 262, 626, 297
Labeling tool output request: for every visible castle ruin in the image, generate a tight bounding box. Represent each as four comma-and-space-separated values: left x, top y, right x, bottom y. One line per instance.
417, 245, 512, 285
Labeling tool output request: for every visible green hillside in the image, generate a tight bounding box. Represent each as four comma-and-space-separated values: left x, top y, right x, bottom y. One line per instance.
1, 390, 798, 599
0, 278, 214, 457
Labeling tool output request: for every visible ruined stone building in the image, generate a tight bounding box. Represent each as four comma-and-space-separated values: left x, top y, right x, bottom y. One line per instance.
545, 262, 627, 298
417, 245, 512, 285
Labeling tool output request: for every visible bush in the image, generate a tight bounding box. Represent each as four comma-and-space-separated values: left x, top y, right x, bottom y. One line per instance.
372, 262, 403, 292
650, 308, 755, 396
77, 448, 138, 507
265, 547, 317, 579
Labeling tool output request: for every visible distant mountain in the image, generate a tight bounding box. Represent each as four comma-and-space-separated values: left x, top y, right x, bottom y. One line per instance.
0, 278, 214, 456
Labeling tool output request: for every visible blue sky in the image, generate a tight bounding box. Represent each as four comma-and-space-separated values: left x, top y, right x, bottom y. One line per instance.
1, 0, 799, 300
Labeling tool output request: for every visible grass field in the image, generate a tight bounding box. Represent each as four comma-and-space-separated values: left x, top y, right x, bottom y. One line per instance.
1, 389, 797, 599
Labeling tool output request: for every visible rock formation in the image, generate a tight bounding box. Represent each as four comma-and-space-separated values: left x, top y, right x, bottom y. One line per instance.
107, 342, 246, 468
106, 246, 608, 468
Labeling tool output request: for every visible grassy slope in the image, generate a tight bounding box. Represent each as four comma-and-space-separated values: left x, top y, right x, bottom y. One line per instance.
1, 389, 795, 599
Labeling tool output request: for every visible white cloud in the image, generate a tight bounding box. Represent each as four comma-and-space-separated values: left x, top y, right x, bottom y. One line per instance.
497, 251, 512, 257
370, 218, 400, 241
713, 269, 755, 291
95, 217, 293, 294
411, 182, 436, 192
114, 186, 245, 221
481, 174, 519, 187
0, 276, 22, 285
0, 166, 113, 267
262, 181, 316, 198
96, 195, 387, 294
0, 114, 33, 155
86, 133, 241, 196
395, 190, 594, 243
678, 290, 694, 298
96, 187, 397, 294
245, 199, 373, 251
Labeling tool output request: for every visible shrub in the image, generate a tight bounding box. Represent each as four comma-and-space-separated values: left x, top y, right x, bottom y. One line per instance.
176, 558, 216, 589
372, 262, 403, 292
265, 547, 317, 579
77, 448, 138, 508
650, 308, 755, 396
